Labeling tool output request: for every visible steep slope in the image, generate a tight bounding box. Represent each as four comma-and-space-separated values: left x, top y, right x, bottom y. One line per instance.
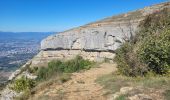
31, 2, 170, 67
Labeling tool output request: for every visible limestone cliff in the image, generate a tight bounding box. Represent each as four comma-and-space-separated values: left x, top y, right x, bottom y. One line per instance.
30, 2, 170, 67
1, 2, 170, 100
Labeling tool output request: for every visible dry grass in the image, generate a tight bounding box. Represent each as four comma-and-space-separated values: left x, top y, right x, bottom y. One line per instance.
31, 73, 71, 95
14, 73, 71, 100
96, 73, 170, 99
29, 63, 116, 100
164, 90, 170, 100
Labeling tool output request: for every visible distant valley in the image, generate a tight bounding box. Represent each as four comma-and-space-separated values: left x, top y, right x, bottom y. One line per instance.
0, 32, 54, 84
0, 32, 54, 40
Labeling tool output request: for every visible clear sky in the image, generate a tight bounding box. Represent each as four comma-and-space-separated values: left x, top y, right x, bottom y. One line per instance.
0, 0, 168, 32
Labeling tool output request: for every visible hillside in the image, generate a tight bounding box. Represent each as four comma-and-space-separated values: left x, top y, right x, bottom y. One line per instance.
30, 2, 170, 67
1, 2, 170, 100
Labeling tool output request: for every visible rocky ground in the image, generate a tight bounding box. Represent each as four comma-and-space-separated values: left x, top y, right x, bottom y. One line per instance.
29, 62, 170, 100
1, 62, 169, 100
30, 63, 117, 100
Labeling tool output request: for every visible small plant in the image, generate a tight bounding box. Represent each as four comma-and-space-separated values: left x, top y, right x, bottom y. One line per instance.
59, 73, 71, 83
48, 60, 63, 73
12, 76, 35, 92
37, 67, 49, 81
116, 94, 126, 100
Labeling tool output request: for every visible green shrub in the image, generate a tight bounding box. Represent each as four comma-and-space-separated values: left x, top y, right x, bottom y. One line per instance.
115, 8, 170, 76
37, 67, 49, 81
115, 43, 132, 76
116, 94, 126, 100
115, 43, 148, 76
136, 8, 170, 42
37, 56, 93, 81
59, 73, 71, 83
12, 76, 35, 92
61, 56, 92, 73
48, 60, 63, 72
138, 29, 170, 75
137, 8, 170, 75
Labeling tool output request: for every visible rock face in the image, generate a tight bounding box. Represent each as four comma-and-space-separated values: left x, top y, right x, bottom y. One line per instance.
1, 2, 170, 100
31, 2, 170, 67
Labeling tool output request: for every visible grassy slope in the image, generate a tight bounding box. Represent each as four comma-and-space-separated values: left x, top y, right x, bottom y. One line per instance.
96, 74, 170, 100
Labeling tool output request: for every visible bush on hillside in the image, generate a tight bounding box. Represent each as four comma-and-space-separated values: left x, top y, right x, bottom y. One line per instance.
136, 8, 170, 42
61, 56, 92, 73
138, 29, 170, 74
12, 76, 35, 92
115, 43, 148, 76
115, 8, 170, 76
37, 56, 93, 81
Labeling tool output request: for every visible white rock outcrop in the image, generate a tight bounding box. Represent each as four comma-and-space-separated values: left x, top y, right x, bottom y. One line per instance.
1, 2, 170, 100
31, 2, 170, 67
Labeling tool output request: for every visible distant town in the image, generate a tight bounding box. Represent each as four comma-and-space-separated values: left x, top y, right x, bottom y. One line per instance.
0, 32, 54, 83
0, 39, 40, 71
0, 40, 39, 57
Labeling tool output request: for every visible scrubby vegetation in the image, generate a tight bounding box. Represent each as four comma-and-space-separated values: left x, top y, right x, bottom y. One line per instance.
10, 6, 170, 100
11, 56, 94, 100
28, 73, 72, 98
96, 73, 170, 99
115, 94, 127, 100
97, 8, 170, 100
36, 55, 93, 81
115, 8, 170, 76
12, 76, 35, 93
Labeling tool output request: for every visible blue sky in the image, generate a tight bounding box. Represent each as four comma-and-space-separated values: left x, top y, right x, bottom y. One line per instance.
0, 0, 168, 32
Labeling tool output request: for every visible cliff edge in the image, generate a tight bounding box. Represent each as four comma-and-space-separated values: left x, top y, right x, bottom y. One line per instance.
31, 2, 170, 67
1, 2, 170, 100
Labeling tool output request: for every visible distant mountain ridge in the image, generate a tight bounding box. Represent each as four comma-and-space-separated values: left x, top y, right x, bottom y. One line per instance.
0, 32, 55, 41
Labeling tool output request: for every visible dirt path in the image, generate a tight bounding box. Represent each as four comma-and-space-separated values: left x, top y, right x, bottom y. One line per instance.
31, 63, 117, 100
